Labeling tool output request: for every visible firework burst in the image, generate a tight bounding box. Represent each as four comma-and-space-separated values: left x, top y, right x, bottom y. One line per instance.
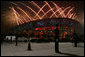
10, 1, 76, 26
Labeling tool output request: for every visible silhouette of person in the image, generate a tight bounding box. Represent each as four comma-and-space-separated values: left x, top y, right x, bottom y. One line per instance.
73, 30, 78, 47
15, 36, 18, 46
54, 24, 60, 53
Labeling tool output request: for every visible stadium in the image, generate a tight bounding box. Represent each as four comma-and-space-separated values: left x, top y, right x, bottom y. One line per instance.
1, 1, 84, 56
11, 17, 81, 42
1, 1, 83, 42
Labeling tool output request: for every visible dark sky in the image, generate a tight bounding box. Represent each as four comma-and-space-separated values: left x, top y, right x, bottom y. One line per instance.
1, 1, 84, 34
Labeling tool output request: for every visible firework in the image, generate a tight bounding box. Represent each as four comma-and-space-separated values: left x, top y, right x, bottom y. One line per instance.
10, 1, 76, 26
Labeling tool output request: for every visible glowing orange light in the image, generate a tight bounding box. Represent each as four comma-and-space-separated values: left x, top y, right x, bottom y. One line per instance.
10, 1, 76, 25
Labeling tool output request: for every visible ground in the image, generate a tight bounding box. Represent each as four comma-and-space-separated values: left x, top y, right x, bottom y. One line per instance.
1, 42, 84, 56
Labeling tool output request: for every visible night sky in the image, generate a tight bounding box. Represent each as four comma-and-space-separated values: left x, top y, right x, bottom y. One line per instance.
1, 1, 84, 34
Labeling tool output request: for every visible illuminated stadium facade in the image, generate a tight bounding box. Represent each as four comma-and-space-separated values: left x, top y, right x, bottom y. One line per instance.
13, 18, 81, 41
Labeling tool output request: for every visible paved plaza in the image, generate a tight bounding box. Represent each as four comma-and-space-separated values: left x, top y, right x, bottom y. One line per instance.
1, 42, 84, 56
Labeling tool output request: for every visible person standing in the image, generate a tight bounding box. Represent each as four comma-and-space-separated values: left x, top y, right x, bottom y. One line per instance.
15, 36, 18, 46
73, 30, 78, 47
54, 24, 60, 53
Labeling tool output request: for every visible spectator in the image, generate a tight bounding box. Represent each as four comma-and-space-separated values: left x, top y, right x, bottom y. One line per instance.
54, 24, 60, 53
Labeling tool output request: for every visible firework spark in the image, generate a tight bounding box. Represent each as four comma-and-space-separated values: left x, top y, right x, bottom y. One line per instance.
50, 7, 63, 18
10, 1, 76, 26
31, 1, 45, 14
44, 1, 58, 17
